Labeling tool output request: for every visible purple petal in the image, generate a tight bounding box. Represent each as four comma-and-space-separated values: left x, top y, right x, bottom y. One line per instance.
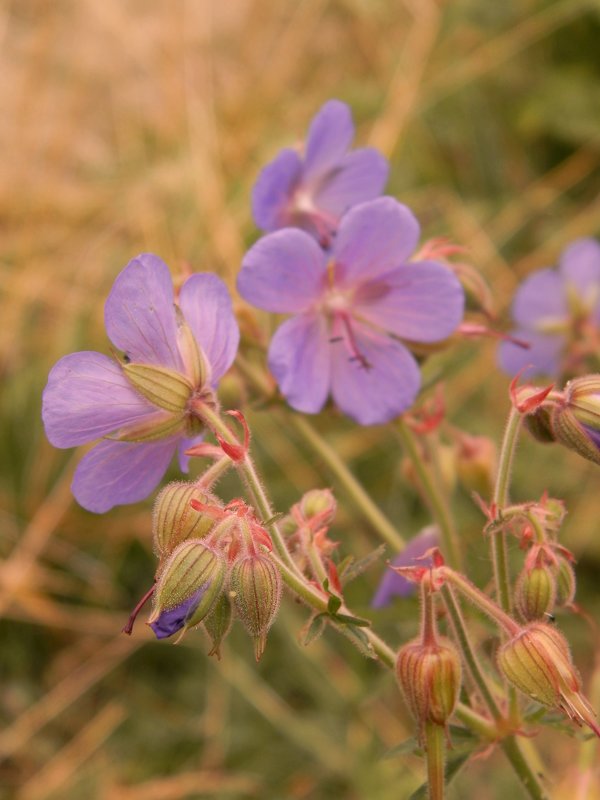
42, 351, 158, 448
330, 321, 421, 425
559, 238, 600, 300
313, 148, 389, 218
497, 330, 565, 378
105, 254, 183, 371
149, 586, 207, 639
252, 149, 303, 232
512, 268, 567, 329
303, 100, 354, 182
178, 273, 240, 383
177, 434, 204, 472
353, 260, 464, 342
72, 438, 178, 513
332, 198, 420, 287
238, 229, 327, 313
371, 527, 439, 608
268, 313, 331, 414
580, 423, 600, 451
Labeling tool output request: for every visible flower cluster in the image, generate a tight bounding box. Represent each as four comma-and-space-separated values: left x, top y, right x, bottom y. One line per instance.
42, 254, 239, 512
149, 485, 282, 660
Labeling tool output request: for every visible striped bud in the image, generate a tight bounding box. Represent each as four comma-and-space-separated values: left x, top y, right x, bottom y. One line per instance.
204, 593, 233, 659
298, 489, 337, 526
153, 482, 218, 562
149, 540, 226, 640
553, 556, 576, 607
230, 553, 282, 661
395, 637, 461, 728
497, 623, 600, 736
515, 565, 556, 621
123, 362, 192, 413
551, 376, 600, 465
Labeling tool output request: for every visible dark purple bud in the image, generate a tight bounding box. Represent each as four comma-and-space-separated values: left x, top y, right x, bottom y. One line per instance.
149, 586, 207, 639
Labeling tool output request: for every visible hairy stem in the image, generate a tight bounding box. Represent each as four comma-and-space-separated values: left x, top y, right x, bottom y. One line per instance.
425, 721, 446, 800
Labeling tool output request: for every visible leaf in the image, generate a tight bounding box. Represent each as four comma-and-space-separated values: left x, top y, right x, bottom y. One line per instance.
332, 620, 377, 659
382, 737, 423, 759
331, 612, 371, 627
339, 544, 386, 584
327, 594, 342, 615
302, 613, 327, 646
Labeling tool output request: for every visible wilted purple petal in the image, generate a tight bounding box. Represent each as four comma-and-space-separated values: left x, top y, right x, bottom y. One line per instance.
104, 254, 183, 371
72, 438, 178, 513
178, 273, 240, 383
330, 322, 421, 425
303, 100, 354, 182
149, 586, 207, 639
252, 149, 303, 232
313, 148, 389, 218
42, 351, 158, 448
333, 198, 420, 287
372, 527, 439, 608
354, 260, 464, 343
497, 330, 564, 378
268, 313, 331, 413
238, 229, 327, 313
512, 268, 567, 329
559, 238, 600, 299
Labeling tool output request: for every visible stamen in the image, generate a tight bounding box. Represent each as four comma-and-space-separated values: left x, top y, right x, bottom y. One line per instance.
338, 312, 372, 370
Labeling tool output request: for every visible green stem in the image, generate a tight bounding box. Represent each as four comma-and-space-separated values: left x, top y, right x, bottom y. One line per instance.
396, 419, 461, 571
288, 414, 405, 551
442, 569, 520, 636
195, 455, 232, 490
500, 738, 548, 800
425, 722, 446, 800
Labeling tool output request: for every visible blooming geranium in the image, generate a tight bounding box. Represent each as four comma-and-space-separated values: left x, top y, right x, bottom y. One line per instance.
252, 99, 389, 245
238, 197, 465, 425
498, 238, 600, 378
42, 254, 239, 513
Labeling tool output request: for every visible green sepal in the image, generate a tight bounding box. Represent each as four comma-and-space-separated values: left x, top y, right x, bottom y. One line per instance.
123, 362, 192, 412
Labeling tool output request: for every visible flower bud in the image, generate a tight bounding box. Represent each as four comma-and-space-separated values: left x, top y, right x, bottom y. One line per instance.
553, 556, 576, 607
497, 623, 600, 736
298, 489, 337, 527
395, 637, 461, 729
455, 435, 497, 497
203, 592, 233, 659
551, 376, 600, 465
523, 406, 556, 444
153, 482, 218, 561
230, 553, 282, 660
149, 540, 227, 639
123, 362, 192, 413
515, 565, 556, 621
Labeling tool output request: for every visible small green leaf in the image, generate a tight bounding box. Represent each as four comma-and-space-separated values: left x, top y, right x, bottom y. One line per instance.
302, 613, 327, 646
331, 612, 371, 627
327, 594, 342, 615
340, 545, 386, 584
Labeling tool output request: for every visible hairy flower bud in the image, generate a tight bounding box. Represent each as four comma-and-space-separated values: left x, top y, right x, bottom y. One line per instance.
153, 482, 218, 561
515, 565, 556, 621
298, 489, 337, 526
395, 637, 461, 729
523, 406, 556, 444
149, 540, 227, 639
551, 376, 600, 465
553, 556, 576, 607
455, 434, 497, 497
203, 592, 233, 659
230, 553, 282, 660
497, 623, 600, 736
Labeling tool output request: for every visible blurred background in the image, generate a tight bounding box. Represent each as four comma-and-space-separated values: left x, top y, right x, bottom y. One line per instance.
1, 0, 600, 797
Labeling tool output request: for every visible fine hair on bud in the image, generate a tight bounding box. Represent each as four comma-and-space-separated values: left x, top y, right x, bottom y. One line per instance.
553, 556, 576, 607
515, 564, 556, 622
153, 482, 218, 562
230, 552, 282, 660
204, 592, 233, 659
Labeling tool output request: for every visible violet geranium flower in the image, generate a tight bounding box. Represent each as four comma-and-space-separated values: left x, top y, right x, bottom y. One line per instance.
252, 99, 389, 246
42, 254, 239, 513
371, 527, 439, 608
238, 197, 465, 425
498, 238, 600, 379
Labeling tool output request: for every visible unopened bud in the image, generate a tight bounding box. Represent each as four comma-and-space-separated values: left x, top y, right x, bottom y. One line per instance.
298, 489, 337, 526
149, 540, 226, 639
497, 623, 600, 736
456, 435, 497, 497
230, 553, 282, 660
524, 406, 556, 444
204, 592, 233, 659
153, 482, 218, 561
395, 637, 461, 728
515, 565, 556, 621
123, 362, 192, 413
553, 556, 576, 607
176, 314, 210, 388
552, 376, 600, 465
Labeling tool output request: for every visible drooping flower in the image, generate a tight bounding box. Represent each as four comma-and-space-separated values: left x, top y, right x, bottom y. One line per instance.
371, 527, 439, 608
42, 254, 239, 513
238, 197, 465, 425
498, 238, 600, 379
252, 99, 389, 246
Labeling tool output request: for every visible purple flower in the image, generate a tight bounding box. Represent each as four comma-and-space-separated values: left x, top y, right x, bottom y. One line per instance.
252, 99, 389, 245
498, 238, 600, 378
371, 527, 438, 608
42, 254, 239, 513
149, 585, 208, 639
238, 197, 465, 425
